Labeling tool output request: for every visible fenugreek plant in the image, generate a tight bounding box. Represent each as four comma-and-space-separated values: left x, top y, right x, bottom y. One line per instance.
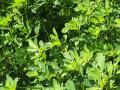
0, 0, 120, 90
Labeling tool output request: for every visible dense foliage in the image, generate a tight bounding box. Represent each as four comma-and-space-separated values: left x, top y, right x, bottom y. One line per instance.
1, 0, 120, 90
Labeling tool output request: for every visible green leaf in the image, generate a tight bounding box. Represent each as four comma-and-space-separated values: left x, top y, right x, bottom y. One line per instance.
27, 48, 37, 52
4, 75, 18, 90
87, 67, 100, 81
26, 71, 38, 77
63, 52, 73, 60
116, 70, 120, 74
28, 39, 38, 49
65, 80, 75, 90
83, 79, 92, 87
106, 61, 113, 78
86, 87, 100, 90
80, 45, 93, 65
96, 53, 105, 70
34, 21, 41, 35
62, 17, 82, 33
115, 19, 120, 27
53, 79, 62, 90
53, 28, 58, 36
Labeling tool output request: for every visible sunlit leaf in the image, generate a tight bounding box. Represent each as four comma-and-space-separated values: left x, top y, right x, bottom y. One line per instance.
65, 80, 75, 90
28, 39, 38, 49
96, 53, 105, 71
